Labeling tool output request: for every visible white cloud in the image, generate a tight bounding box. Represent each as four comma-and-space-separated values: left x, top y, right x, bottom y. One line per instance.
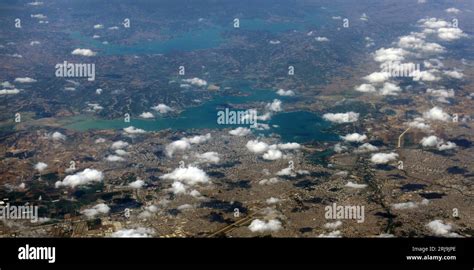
170, 181, 186, 195
28, 1, 43, 6
123, 126, 146, 134
248, 219, 282, 233
277, 142, 301, 150
426, 220, 459, 237
397, 35, 445, 54
333, 143, 348, 153
354, 143, 378, 153
370, 152, 398, 164
259, 177, 280, 185
318, 230, 342, 238
139, 112, 154, 119
276, 89, 295, 96
262, 149, 283, 160
379, 82, 402, 96
345, 181, 368, 189
34, 162, 48, 172
246, 140, 269, 153
151, 104, 173, 114
14, 77, 37, 83
266, 99, 282, 112
0, 89, 21, 95
111, 140, 129, 150
408, 117, 431, 131
195, 152, 220, 164
276, 167, 295, 177
30, 14, 47, 19
166, 140, 190, 157
392, 202, 417, 210
187, 133, 211, 144
443, 70, 464, 79
355, 83, 376, 93
360, 13, 369, 21
115, 149, 129, 156
71, 48, 97, 57
182, 77, 207, 87
420, 135, 442, 147
81, 203, 110, 218
324, 221, 342, 229
315, 36, 329, 42
55, 168, 104, 188
437, 141, 456, 151
51, 131, 66, 141
266, 197, 281, 204
340, 133, 367, 143
229, 127, 251, 136
412, 70, 440, 82
106, 155, 125, 162
418, 18, 450, 29
423, 107, 450, 122
129, 179, 145, 189
445, 8, 460, 14
363, 71, 391, 84
437, 27, 466, 41
112, 227, 153, 238
95, 138, 106, 144
323, 112, 359, 123
93, 24, 104, 29
160, 166, 210, 185
373, 47, 408, 63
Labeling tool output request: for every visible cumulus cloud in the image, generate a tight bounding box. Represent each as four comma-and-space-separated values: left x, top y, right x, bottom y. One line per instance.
182, 77, 207, 87
55, 168, 104, 188
14, 77, 37, 83
426, 220, 459, 237
71, 48, 97, 57
106, 155, 125, 162
51, 131, 66, 141
259, 177, 280, 185
266, 197, 281, 204
408, 117, 431, 131
276, 89, 295, 96
355, 83, 376, 93
379, 82, 402, 96
0, 89, 21, 95
315, 36, 329, 42
427, 88, 454, 103
363, 71, 391, 84
129, 179, 145, 189
93, 24, 104, 29
354, 143, 378, 153
160, 166, 210, 185
323, 112, 359, 123
412, 70, 440, 82
445, 8, 460, 14
112, 227, 154, 238
229, 127, 251, 136
397, 35, 445, 54
139, 112, 154, 119
248, 219, 282, 233
266, 99, 282, 112
373, 47, 408, 63
345, 181, 368, 189
277, 142, 301, 150
170, 181, 186, 195
262, 149, 283, 160
437, 27, 466, 41
246, 140, 269, 154
34, 162, 48, 172
195, 152, 220, 164
437, 141, 456, 151
420, 135, 442, 147
423, 107, 450, 122
81, 203, 110, 218
324, 221, 342, 229
340, 133, 367, 143
370, 152, 398, 164
333, 143, 348, 153
151, 104, 173, 114
443, 70, 464, 79
123, 126, 146, 134
111, 140, 129, 150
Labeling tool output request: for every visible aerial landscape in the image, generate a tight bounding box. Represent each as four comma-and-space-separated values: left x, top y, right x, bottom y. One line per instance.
0, 0, 473, 240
